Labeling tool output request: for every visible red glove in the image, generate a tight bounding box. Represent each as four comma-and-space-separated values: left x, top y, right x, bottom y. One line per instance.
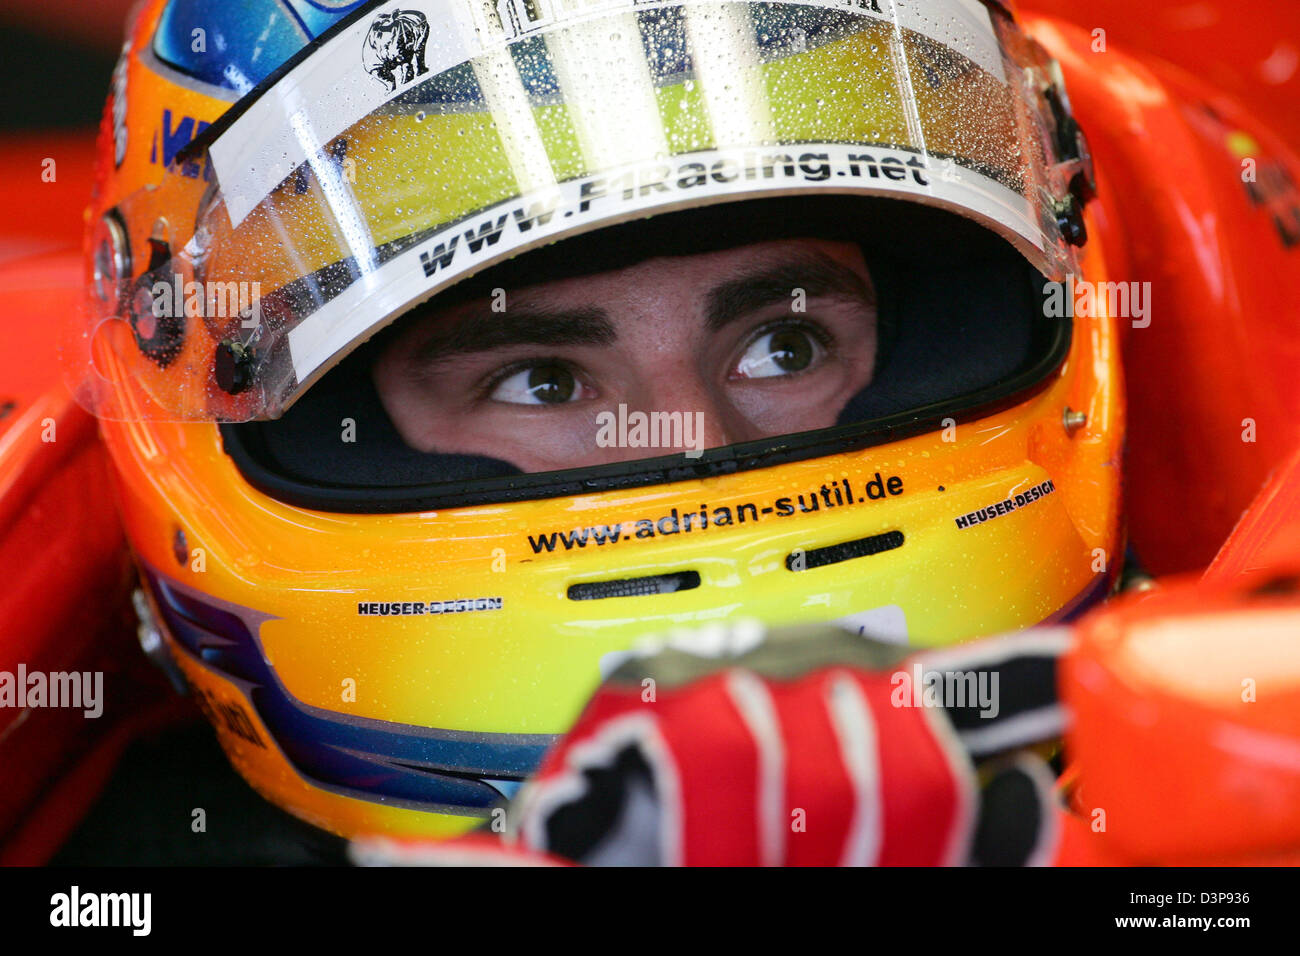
500, 622, 1069, 866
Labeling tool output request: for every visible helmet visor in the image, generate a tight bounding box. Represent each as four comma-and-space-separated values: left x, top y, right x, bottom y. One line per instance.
76, 0, 1084, 422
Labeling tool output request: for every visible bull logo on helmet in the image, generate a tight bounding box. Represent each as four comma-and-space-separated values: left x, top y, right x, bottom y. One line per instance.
363, 10, 431, 92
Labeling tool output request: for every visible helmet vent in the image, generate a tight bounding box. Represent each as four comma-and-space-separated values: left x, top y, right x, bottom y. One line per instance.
786, 531, 905, 571
567, 571, 701, 602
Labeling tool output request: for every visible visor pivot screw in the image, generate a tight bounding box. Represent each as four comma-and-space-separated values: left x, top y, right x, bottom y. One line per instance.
1063, 407, 1087, 436
216, 339, 255, 395
91, 211, 130, 311
1056, 197, 1088, 246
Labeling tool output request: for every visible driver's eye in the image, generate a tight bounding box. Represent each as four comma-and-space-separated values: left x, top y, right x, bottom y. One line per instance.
733, 326, 822, 379
490, 363, 581, 405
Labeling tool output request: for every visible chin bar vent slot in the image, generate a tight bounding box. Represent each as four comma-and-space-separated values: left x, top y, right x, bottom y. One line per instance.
568, 571, 701, 601
787, 530, 905, 571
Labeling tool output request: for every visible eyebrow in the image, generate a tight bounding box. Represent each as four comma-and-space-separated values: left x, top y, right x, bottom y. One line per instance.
413, 306, 616, 366
702, 252, 877, 334
410, 250, 875, 367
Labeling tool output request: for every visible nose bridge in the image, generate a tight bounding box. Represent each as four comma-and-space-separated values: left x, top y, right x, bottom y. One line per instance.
615, 279, 737, 451
627, 365, 735, 451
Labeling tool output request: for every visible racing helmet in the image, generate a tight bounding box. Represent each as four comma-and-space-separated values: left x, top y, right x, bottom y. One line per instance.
75, 0, 1122, 838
